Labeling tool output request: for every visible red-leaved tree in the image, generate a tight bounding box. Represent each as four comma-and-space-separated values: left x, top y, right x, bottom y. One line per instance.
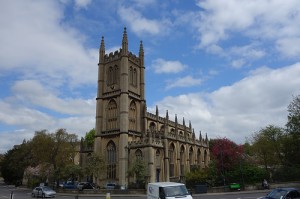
210, 138, 244, 174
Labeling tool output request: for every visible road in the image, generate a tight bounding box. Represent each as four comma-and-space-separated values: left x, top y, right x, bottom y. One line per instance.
0, 184, 269, 199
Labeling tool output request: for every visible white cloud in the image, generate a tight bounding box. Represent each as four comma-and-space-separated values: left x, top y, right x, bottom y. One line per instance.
152, 63, 300, 143
231, 59, 245, 69
151, 58, 187, 74
11, 80, 95, 116
131, 0, 157, 8
276, 37, 300, 58
118, 5, 171, 36
193, 0, 300, 58
74, 0, 92, 9
165, 76, 202, 90
0, 1, 98, 86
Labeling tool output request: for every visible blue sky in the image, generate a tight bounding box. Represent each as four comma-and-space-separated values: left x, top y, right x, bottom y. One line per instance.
1, 0, 300, 153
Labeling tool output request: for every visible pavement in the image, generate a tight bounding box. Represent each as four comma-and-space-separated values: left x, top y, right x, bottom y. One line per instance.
56, 189, 271, 197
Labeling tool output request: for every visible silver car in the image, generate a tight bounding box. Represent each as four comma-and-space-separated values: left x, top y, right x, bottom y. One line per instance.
262, 187, 300, 199
32, 186, 56, 198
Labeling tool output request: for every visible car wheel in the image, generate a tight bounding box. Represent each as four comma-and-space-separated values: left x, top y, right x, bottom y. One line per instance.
42, 193, 45, 198
31, 193, 35, 197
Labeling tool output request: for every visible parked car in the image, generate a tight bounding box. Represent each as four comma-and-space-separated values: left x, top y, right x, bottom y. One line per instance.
105, 183, 116, 189
262, 187, 300, 199
77, 182, 97, 190
32, 186, 56, 198
62, 181, 78, 189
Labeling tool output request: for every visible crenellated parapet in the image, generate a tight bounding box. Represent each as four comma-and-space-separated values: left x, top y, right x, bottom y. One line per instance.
102, 49, 141, 65
128, 52, 140, 65
128, 130, 163, 149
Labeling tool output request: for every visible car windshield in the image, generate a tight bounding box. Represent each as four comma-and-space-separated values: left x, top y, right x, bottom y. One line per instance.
163, 185, 189, 197
267, 189, 288, 199
42, 187, 52, 191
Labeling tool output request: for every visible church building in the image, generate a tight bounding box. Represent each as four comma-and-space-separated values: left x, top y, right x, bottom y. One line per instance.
93, 28, 210, 188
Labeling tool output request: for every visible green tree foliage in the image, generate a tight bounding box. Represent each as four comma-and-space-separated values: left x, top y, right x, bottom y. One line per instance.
1, 128, 79, 186
31, 129, 78, 181
127, 159, 146, 188
251, 125, 284, 170
284, 95, 300, 166
61, 164, 83, 181
85, 129, 95, 147
186, 138, 244, 187
84, 153, 105, 182
0, 140, 32, 185
185, 166, 208, 188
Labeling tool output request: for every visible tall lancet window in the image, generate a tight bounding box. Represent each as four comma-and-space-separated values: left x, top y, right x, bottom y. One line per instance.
106, 141, 116, 180
129, 66, 137, 87
169, 143, 175, 177
135, 149, 143, 161
129, 66, 133, 85
197, 149, 201, 166
107, 65, 118, 86
107, 100, 118, 130
180, 145, 185, 175
129, 101, 137, 130
133, 68, 137, 86
114, 65, 119, 84
189, 147, 193, 170
108, 66, 114, 85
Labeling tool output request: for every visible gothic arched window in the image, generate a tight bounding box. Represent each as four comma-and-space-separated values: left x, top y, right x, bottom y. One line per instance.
129, 101, 137, 130
169, 143, 175, 177
156, 150, 161, 168
107, 100, 118, 130
114, 65, 118, 84
135, 149, 143, 161
129, 66, 133, 85
149, 122, 156, 132
180, 145, 185, 175
106, 141, 116, 180
197, 148, 201, 166
108, 66, 114, 85
189, 147, 193, 170
133, 68, 137, 86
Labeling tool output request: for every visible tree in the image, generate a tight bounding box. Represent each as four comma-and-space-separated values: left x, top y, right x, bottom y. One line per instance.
85, 129, 95, 148
284, 95, 300, 166
0, 141, 32, 185
84, 153, 105, 183
30, 129, 78, 185
210, 138, 243, 172
286, 95, 300, 134
127, 159, 146, 188
251, 125, 284, 171
185, 166, 209, 188
209, 138, 244, 186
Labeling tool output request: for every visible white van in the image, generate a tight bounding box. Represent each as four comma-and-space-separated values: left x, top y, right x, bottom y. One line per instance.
147, 182, 193, 199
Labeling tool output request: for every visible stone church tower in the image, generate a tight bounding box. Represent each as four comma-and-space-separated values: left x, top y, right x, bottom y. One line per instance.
94, 28, 209, 188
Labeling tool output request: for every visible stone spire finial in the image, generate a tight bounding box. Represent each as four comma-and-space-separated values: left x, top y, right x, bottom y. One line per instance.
199, 131, 202, 140
139, 40, 144, 55
122, 27, 128, 56
99, 36, 105, 63
156, 105, 159, 116
139, 40, 144, 66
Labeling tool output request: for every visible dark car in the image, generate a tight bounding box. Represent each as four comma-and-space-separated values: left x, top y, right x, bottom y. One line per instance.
105, 183, 116, 189
262, 187, 300, 199
77, 182, 97, 190
62, 181, 78, 189
32, 186, 56, 198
